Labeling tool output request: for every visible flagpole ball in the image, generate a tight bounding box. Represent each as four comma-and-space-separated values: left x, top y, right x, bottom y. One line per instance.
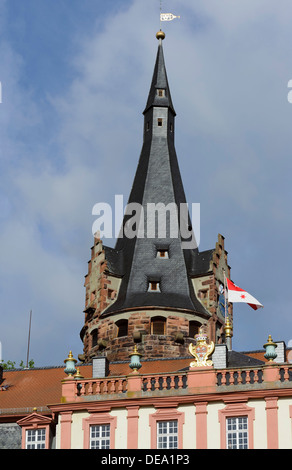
156, 30, 165, 40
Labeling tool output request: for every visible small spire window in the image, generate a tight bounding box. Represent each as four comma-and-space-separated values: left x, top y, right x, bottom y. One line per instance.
157, 118, 163, 127
148, 280, 161, 292
157, 249, 169, 259
157, 89, 165, 97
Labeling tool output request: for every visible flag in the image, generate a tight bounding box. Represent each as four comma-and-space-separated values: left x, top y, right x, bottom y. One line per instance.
160, 13, 180, 21
226, 278, 263, 310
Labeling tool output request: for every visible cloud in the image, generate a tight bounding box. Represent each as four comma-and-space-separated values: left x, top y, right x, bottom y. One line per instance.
1, 0, 292, 366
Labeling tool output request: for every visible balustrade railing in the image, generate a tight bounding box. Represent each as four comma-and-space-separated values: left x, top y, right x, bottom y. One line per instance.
216, 368, 264, 386
142, 373, 187, 392
70, 364, 292, 400
76, 376, 127, 396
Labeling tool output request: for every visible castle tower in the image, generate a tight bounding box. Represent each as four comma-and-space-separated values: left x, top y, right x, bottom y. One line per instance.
79, 32, 232, 363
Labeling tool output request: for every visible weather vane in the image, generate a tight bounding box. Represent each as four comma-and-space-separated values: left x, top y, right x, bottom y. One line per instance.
159, 0, 180, 29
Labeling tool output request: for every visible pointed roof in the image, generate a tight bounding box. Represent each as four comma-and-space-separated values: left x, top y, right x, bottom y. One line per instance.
102, 34, 209, 317
143, 36, 176, 115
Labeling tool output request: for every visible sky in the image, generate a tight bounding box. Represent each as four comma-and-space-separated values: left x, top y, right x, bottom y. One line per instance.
1, 0, 292, 368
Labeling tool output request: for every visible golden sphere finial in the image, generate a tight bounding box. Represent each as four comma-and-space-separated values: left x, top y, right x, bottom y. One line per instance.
156, 30, 165, 40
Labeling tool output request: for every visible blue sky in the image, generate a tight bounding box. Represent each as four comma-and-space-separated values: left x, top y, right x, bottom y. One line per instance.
1, 0, 292, 367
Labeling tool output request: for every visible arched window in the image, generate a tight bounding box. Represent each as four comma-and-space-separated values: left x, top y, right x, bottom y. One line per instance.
91, 329, 98, 348
189, 321, 201, 338
116, 319, 128, 338
151, 316, 166, 335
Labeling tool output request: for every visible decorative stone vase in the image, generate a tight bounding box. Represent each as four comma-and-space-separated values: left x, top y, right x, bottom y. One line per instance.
129, 345, 142, 373
263, 335, 277, 362
64, 351, 77, 377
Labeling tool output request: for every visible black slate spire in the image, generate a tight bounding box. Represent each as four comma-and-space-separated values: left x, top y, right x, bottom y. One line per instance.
143, 33, 176, 116
102, 33, 209, 318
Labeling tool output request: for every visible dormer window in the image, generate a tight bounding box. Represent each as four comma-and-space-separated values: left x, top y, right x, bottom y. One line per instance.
148, 280, 161, 292
157, 249, 169, 259
157, 89, 165, 97
156, 245, 169, 259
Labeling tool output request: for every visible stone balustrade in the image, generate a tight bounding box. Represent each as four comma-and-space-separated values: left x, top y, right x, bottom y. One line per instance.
61, 363, 292, 403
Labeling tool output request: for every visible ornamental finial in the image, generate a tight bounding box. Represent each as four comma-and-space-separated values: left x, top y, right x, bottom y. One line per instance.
64, 350, 77, 377
156, 30, 165, 40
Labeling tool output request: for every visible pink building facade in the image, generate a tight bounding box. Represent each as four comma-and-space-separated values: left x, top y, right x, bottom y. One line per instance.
13, 345, 292, 450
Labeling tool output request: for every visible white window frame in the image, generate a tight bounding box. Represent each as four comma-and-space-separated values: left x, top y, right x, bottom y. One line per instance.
25, 428, 46, 449
90, 424, 110, 449
226, 416, 248, 449
157, 420, 178, 449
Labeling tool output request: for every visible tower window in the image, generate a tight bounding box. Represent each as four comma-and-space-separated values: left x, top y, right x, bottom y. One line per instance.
170, 122, 173, 132
157, 249, 169, 259
157, 89, 165, 97
151, 316, 166, 335
107, 289, 116, 300
199, 289, 208, 299
146, 121, 150, 131
91, 328, 98, 347
189, 321, 201, 338
116, 319, 128, 338
157, 118, 163, 127
148, 281, 160, 292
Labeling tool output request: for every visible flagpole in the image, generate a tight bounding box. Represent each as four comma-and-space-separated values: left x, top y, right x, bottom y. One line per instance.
223, 269, 233, 350
26, 310, 32, 369
223, 269, 228, 322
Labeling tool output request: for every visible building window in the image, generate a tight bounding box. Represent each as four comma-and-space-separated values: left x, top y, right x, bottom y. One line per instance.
218, 402, 255, 449
149, 409, 184, 449
90, 424, 110, 449
157, 118, 163, 127
151, 316, 166, 335
146, 121, 150, 131
25, 429, 46, 449
157, 249, 169, 259
83, 413, 117, 449
148, 281, 161, 292
157, 420, 178, 449
198, 289, 208, 300
91, 328, 98, 347
17, 412, 55, 449
189, 321, 201, 338
116, 319, 128, 337
157, 89, 165, 97
170, 122, 173, 132
226, 417, 248, 449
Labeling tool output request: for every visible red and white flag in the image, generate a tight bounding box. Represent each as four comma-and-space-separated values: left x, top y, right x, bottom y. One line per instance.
226, 278, 263, 310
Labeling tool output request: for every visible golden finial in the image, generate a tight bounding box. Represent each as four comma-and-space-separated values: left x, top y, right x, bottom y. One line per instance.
74, 367, 84, 379
156, 30, 165, 40
224, 318, 233, 338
